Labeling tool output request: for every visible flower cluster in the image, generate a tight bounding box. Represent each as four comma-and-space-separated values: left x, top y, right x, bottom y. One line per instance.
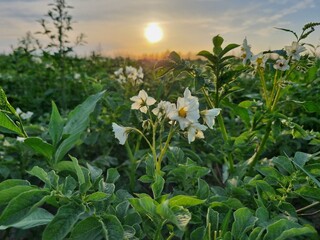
240, 39, 306, 71
112, 88, 221, 145
114, 66, 144, 85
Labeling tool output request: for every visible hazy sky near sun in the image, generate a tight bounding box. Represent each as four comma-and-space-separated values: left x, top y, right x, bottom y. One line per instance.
0, 0, 319, 57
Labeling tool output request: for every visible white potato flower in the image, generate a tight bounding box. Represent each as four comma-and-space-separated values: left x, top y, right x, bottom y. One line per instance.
273, 58, 290, 71
152, 100, 175, 119
201, 108, 221, 129
240, 37, 253, 65
130, 90, 156, 114
125, 66, 138, 80
112, 123, 130, 145
187, 122, 207, 143
285, 41, 306, 60
168, 88, 200, 130
251, 53, 268, 69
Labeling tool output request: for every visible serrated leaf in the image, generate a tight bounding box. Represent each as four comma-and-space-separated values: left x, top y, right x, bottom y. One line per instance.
43, 203, 85, 240
169, 195, 205, 207
0, 189, 49, 226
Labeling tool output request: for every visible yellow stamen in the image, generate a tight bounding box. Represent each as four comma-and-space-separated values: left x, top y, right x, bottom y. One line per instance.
178, 107, 187, 118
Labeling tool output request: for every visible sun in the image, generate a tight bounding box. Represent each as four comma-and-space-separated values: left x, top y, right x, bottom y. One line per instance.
144, 23, 163, 43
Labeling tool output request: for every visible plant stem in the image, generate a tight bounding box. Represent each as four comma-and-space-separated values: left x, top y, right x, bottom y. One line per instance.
156, 124, 175, 173
258, 68, 270, 108
247, 119, 272, 170
125, 141, 136, 192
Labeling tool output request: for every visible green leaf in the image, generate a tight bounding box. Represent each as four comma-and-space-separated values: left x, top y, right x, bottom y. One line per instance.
27, 166, 51, 187
295, 186, 320, 201
274, 27, 298, 40
0, 208, 54, 230
63, 91, 105, 136
54, 132, 82, 162
87, 163, 103, 182
101, 214, 124, 240
0, 189, 49, 226
0, 179, 30, 191
151, 173, 165, 199
207, 208, 219, 233
169, 195, 205, 207
219, 43, 239, 58
221, 209, 232, 235
116, 201, 130, 220
123, 225, 136, 239
70, 155, 85, 186
272, 156, 294, 175
0, 111, 23, 136
43, 203, 85, 240
293, 152, 312, 167
213, 35, 224, 55
290, 153, 320, 188
129, 196, 157, 218
85, 192, 109, 202
248, 227, 264, 240
53, 91, 105, 163
54, 160, 75, 173
197, 50, 217, 63
49, 101, 64, 147
70, 216, 103, 240
303, 101, 320, 113
62, 176, 77, 196
24, 137, 53, 159
0, 185, 35, 206
231, 207, 257, 239
172, 207, 191, 230
168, 51, 181, 63
190, 226, 206, 240
196, 178, 210, 199
106, 168, 120, 183
264, 219, 316, 240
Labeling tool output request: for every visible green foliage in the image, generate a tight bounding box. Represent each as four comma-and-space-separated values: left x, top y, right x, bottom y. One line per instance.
0, 4, 320, 238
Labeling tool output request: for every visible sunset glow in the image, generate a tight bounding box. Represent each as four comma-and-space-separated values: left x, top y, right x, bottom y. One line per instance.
144, 23, 163, 43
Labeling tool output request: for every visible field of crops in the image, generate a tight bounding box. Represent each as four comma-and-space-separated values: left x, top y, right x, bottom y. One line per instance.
0, 1, 320, 240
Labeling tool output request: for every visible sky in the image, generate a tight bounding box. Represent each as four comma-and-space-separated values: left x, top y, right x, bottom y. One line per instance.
0, 0, 319, 58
